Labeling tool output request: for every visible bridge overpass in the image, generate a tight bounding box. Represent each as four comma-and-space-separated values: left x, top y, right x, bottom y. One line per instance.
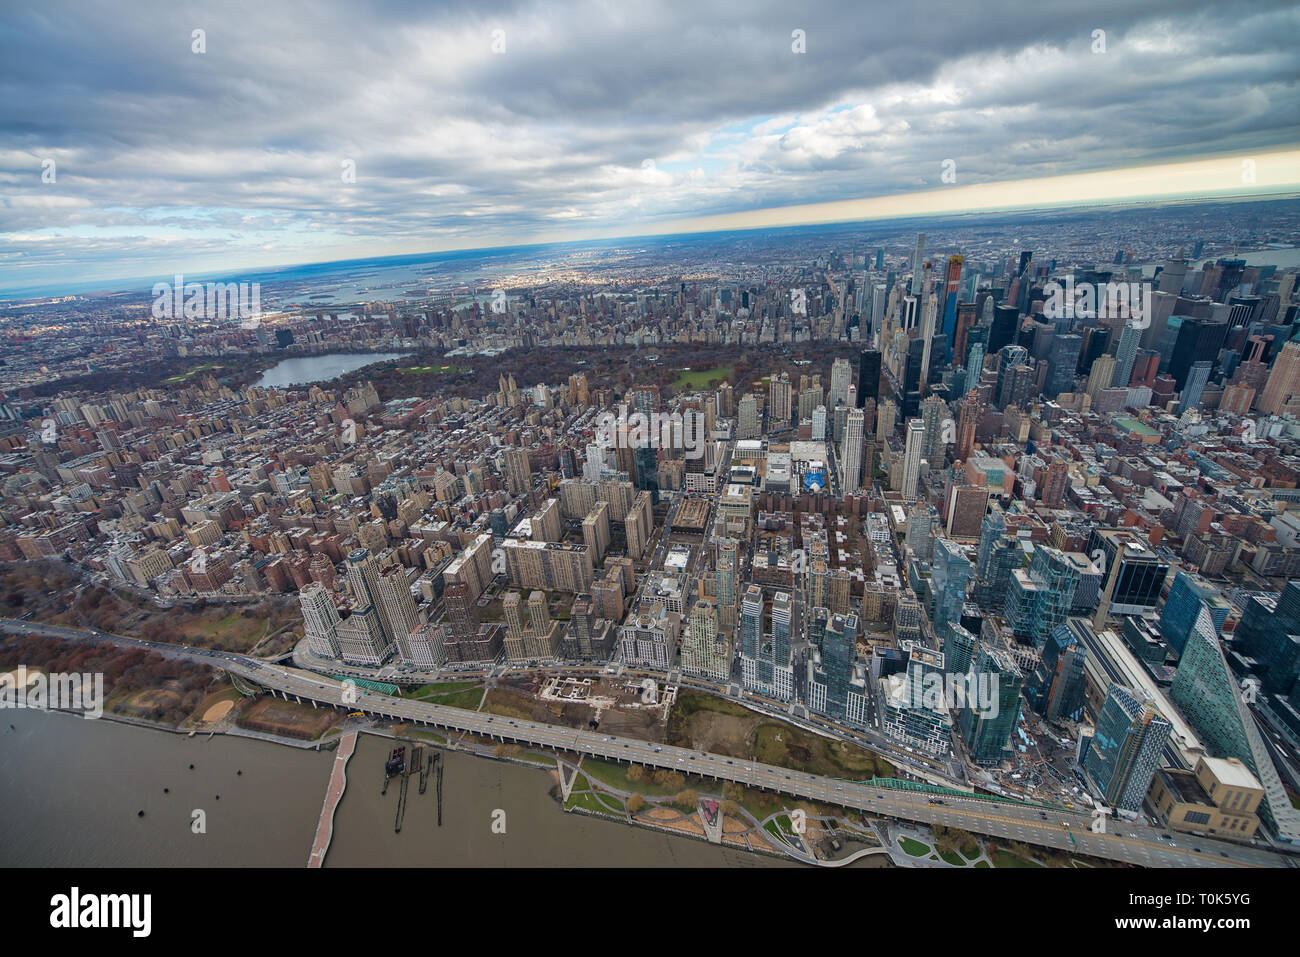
233, 659, 1293, 869
2, 617, 1293, 869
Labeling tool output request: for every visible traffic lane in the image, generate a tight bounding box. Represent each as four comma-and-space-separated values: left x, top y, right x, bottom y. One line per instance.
255, 664, 1257, 865
261, 670, 1138, 832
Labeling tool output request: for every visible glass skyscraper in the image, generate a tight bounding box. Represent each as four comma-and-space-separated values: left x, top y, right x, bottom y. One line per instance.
1159, 571, 1228, 654
1169, 607, 1300, 841
1004, 545, 1079, 646
931, 538, 971, 639
820, 612, 857, 721
960, 645, 1022, 765
1083, 684, 1170, 813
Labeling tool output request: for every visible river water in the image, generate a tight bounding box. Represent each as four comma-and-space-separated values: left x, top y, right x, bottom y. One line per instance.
0, 710, 795, 867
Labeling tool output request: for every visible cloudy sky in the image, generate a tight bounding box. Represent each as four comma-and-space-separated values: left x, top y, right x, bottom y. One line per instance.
2, 0, 1299, 292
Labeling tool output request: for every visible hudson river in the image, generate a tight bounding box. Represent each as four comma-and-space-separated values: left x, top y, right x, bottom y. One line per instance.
0, 710, 791, 867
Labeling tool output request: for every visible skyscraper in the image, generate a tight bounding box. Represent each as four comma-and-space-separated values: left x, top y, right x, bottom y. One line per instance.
376, 564, 420, 657
829, 357, 853, 408
902, 418, 925, 500
989, 304, 1018, 356
919, 394, 949, 467
1086, 354, 1117, 401
1232, 581, 1300, 694
930, 538, 970, 638
1044, 334, 1082, 397
715, 538, 739, 631
502, 447, 532, 495
839, 407, 865, 494
955, 392, 980, 462
909, 233, 926, 295
737, 393, 759, 439
771, 592, 792, 677
1181, 360, 1212, 409
682, 600, 729, 681
768, 373, 792, 428
964, 340, 986, 395
960, 644, 1022, 765
1258, 328, 1300, 414
1168, 318, 1227, 390
1083, 685, 1172, 813
856, 349, 881, 406
876, 397, 897, 443
299, 582, 341, 658
1159, 571, 1228, 655
1004, 545, 1080, 647
1112, 319, 1141, 391
819, 612, 857, 721
1169, 607, 1300, 841
1028, 622, 1087, 722
345, 547, 382, 613
939, 255, 963, 362
634, 445, 659, 505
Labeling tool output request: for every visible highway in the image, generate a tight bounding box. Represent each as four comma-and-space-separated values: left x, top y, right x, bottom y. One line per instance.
3, 616, 1294, 869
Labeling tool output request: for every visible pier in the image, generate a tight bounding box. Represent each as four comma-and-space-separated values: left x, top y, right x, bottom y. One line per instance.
394, 755, 410, 833
435, 752, 444, 826
307, 731, 357, 868
417, 748, 431, 794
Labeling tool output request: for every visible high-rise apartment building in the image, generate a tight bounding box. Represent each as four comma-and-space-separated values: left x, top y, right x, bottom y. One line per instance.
1083, 685, 1172, 813
502, 447, 532, 495
960, 645, 1022, 765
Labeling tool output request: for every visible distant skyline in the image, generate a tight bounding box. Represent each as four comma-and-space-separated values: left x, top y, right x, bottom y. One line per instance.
3, 0, 1300, 290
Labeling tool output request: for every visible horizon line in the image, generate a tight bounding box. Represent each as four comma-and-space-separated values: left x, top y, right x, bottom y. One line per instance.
4, 146, 1300, 299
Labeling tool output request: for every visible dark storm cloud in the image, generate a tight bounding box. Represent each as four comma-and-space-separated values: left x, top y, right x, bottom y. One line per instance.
1, 0, 1298, 288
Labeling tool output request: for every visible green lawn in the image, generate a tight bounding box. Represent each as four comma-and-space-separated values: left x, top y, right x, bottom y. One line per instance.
401, 682, 485, 711
992, 849, 1043, 868
564, 787, 622, 816
433, 688, 486, 711
579, 758, 694, 797
898, 837, 930, 857
673, 366, 733, 391
164, 363, 225, 383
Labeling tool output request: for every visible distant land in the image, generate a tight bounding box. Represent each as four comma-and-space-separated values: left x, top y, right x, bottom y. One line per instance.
4, 191, 1298, 301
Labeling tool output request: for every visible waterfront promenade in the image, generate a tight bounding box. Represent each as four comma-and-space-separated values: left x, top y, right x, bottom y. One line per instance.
308, 731, 357, 868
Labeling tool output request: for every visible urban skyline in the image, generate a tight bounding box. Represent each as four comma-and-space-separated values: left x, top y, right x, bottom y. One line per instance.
3, 1, 1300, 912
